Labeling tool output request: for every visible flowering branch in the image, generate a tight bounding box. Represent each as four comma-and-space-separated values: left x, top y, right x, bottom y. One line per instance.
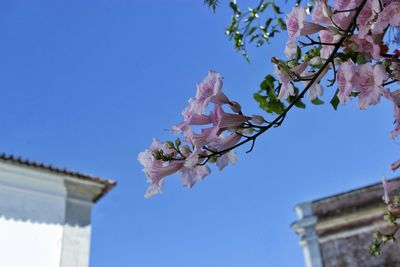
139, 0, 400, 200
200, 0, 369, 163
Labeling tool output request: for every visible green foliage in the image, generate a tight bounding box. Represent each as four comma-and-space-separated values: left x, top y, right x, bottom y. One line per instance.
254, 74, 310, 115
311, 98, 324, 105
254, 75, 286, 114
330, 90, 340, 110
204, 0, 220, 12
226, 1, 286, 62
370, 208, 400, 257
288, 86, 306, 109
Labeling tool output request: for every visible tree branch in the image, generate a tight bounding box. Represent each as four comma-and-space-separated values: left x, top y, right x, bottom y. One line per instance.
199, 0, 369, 161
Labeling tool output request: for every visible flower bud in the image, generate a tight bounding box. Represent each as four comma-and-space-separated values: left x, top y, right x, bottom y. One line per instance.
309, 56, 322, 66
230, 101, 242, 113
241, 127, 254, 135
251, 115, 265, 124
326, 26, 339, 35
180, 145, 191, 156
152, 150, 162, 160
165, 141, 175, 149
175, 138, 181, 147
208, 155, 218, 163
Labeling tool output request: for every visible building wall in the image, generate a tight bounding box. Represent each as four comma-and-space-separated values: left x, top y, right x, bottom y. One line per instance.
0, 161, 97, 267
319, 226, 400, 267
0, 164, 66, 267
292, 178, 400, 267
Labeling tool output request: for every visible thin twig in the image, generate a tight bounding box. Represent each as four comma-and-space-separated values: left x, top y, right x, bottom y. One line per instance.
198, 0, 369, 161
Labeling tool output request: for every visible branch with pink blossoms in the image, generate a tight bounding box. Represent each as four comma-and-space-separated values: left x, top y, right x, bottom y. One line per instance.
139, 0, 400, 199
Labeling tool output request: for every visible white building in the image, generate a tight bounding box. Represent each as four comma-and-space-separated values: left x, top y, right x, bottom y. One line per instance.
0, 154, 116, 267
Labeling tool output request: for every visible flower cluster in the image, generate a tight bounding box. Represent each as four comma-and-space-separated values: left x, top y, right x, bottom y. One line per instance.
139, 0, 400, 199
138, 71, 265, 198
272, 0, 400, 138
275, 0, 400, 255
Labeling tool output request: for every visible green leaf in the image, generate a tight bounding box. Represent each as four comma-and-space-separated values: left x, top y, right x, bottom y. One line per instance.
265, 18, 273, 30
356, 54, 367, 64
248, 26, 257, 35
259, 2, 270, 12
311, 98, 324, 105
241, 50, 251, 63
272, 3, 282, 14
330, 90, 340, 110
277, 18, 287, 30
260, 80, 269, 90
269, 99, 285, 114
249, 34, 259, 43
254, 92, 267, 104
204, 0, 220, 12
295, 46, 302, 61
294, 100, 306, 109
260, 75, 275, 89
229, 1, 240, 14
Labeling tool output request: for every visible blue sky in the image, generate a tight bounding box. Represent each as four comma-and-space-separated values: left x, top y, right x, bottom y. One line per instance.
0, 1, 399, 266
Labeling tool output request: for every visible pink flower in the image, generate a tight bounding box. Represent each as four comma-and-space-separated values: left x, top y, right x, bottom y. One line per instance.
390, 89, 400, 105
390, 103, 400, 139
286, 7, 308, 39
308, 82, 324, 100
383, 89, 400, 139
216, 150, 237, 171
275, 65, 294, 99
182, 102, 214, 126
330, 0, 362, 30
333, 0, 365, 13
284, 40, 297, 58
350, 34, 381, 60
214, 106, 251, 130
207, 133, 241, 171
180, 164, 211, 188
312, 0, 332, 25
275, 63, 308, 100
286, 7, 326, 41
303, 67, 328, 101
357, 0, 381, 37
337, 60, 356, 105
138, 139, 185, 198
302, 22, 327, 35
392, 159, 400, 171
144, 162, 184, 198
190, 71, 230, 114
354, 63, 388, 109
319, 30, 342, 59
211, 133, 242, 151
382, 177, 400, 204
189, 126, 220, 149
179, 147, 211, 188
138, 138, 213, 197
140, 70, 247, 198
196, 71, 223, 101
373, 2, 400, 35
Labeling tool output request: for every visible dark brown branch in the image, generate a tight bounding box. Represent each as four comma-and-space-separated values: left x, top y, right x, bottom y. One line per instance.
198, 0, 369, 161
384, 79, 399, 87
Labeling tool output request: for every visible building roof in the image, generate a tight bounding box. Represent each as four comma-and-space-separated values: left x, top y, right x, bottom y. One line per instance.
311, 177, 399, 220
0, 153, 116, 202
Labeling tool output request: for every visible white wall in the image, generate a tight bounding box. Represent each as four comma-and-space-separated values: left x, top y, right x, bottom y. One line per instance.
0, 218, 64, 267
0, 161, 99, 267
